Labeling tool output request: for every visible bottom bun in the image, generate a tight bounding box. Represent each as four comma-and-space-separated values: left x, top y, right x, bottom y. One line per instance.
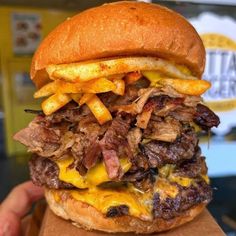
45, 188, 206, 234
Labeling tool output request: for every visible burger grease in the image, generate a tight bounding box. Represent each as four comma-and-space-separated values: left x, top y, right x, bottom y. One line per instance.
14, 2, 220, 234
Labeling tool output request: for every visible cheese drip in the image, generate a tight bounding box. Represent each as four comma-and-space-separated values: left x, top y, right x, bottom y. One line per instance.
56, 158, 210, 220
71, 186, 153, 221
56, 157, 131, 189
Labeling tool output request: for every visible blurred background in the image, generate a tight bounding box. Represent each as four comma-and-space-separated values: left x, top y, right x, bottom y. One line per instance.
0, 0, 235, 234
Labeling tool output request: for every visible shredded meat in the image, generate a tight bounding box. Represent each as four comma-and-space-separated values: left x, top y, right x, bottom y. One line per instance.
83, 141, 101, 169
44, 102, 82, 124
77, 115, 106, 169
136, 99, 156, 129
194, 104, 220, 130
15, 79, 220, 197
127, 128, 142, 154
111, 88, 155, 115
170, 107, 195, 123
112, 86, 185, 116
48, 131, 75, 158
136, 95, 190, 127
13, 118, 60, 156
71, 133, 86, 162
140, 127, 198, 168
99, 116, 132, 179
112, 85, 139, 105
153, 97, 185, 117
184, 96, 202, 107
129, 153, 150, 172
143, 117, 181, 142
102, 149, 120, 179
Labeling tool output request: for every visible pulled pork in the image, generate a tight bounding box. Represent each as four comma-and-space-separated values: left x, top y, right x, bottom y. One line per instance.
143, 117, 181, 142
14, 84, 219, 188
13, 74, 222, 221
99, 116, 132, 179
194, 103, 220, 130
140, 126, 198, 168
13, 117, 60, 157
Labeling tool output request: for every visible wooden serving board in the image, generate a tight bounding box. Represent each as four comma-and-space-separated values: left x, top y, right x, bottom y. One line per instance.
39, 207, 225, 236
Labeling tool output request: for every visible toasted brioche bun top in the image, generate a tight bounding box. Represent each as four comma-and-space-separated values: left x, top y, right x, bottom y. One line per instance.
31, 1, 205, 87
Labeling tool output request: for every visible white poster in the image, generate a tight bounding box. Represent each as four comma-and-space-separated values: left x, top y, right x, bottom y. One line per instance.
190, 13, 236, 177
11, 12, 42, 55
190, 13, 236, 136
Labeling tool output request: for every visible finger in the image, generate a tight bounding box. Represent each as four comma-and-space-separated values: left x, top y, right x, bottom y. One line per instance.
0, 211, 20, 236
0, 181, 44, 236
0, 181, 44, 218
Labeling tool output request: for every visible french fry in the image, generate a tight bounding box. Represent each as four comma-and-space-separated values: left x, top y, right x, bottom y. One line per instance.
70, 93, 82, 104
78, 93, 94, 106
46, 57, 197, 82
86, 78, 116, 93
34, 81, 56, 98
86, 94, 112, 125
125, 72, 142, 84
108, 74, 125, 81
34, 78, 116, 99
42, 93, 71, 115
56, 78, 115, 94
112, 79, 125, 95
159, 78, 211, 96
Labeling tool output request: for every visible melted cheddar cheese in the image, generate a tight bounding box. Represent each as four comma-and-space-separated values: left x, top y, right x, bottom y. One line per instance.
201, 174, 210, 184
56, 157, 131, 189
168, 175, 193, 187
55, 158, 210, 220
71, 186, 153, 221
159, 164, 210, 187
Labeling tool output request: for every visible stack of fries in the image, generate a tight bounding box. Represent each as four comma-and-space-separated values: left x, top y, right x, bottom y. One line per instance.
34, 57, 210, 124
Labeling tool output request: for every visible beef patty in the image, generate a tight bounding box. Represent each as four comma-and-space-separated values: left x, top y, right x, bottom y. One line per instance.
29, 154, 211, 220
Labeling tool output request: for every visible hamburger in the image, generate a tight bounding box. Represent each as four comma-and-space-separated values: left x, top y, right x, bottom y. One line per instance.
14, 2, 220, 234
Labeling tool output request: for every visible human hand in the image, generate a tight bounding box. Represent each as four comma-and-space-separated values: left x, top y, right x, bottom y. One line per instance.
0, 181, 44, 236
